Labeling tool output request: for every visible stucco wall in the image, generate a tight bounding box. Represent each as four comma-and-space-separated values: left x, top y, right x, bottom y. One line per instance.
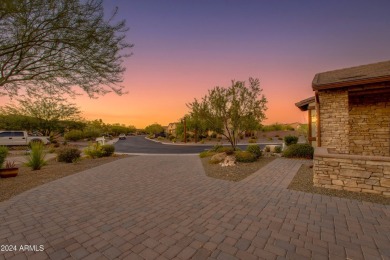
348, 92, 390, 156
318, 90, 349, 153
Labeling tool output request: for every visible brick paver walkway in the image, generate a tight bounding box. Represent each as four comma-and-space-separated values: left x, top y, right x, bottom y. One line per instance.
0, 156, 389, 259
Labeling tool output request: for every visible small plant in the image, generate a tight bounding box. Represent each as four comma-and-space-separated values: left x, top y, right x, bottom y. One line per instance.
284, 135, 299, 146
235, 151, 256, 163
211, 144, 223, 152
157, 136, 165, 141
246, 144, 262, 159
169, 135, 175, 141
57, 147, 81, 163
5, 160, 16, 168
215, 146, 235, 155
248, 139, 257, 143
265, 146, 271, 152
210, 133, 217, 138
268, 137, 273, 141
283, 144, 314, 159
200, 140, 205, 144
199, 150, 216, 158
64, 130, 84, 141
25, 142, 47, 170
0, 146, 9, 168
84, 143, 104, 159
101, 144, 115, 157
274, 146, 282, 153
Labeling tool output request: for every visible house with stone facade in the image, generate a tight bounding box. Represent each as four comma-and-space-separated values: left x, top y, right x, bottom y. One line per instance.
297, 60, 390, 197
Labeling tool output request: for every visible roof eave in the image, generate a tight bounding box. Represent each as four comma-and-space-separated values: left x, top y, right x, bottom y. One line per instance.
312, 75, 390, 91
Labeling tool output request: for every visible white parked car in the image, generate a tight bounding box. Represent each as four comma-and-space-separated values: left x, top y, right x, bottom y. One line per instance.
0, 131, 50, 146
118, 133, 126, 140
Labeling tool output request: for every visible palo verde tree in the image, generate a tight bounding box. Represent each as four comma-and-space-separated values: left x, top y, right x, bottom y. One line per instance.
145, 123, 164, 135
0, 0, 132, 97
0, 92, 82, 136
187, 78, 267, 150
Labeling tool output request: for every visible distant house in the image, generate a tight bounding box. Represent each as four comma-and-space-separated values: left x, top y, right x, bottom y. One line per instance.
297, 60, 390, 197
167, 122, 179, 137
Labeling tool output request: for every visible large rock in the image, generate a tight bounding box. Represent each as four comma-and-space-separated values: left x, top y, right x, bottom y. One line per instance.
210, 152, 226, 164
220, 155, 236, 167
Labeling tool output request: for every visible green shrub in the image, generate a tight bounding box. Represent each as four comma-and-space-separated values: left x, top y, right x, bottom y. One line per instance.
64, 130, 84, 141
248, 139, 257, 143
274, 146, 282, 153
246, 144, 262, 159
211, 144, 223, 152
265, 146, 271, 152
200, 140, 205, 144
101, 144, 115, 157
0, 146, 9, 168
216, 146, 235, 155
84, 143, 104, 158
157, 136, 164, 141
235, 151, 256, 163
210, 133, 217, 138
283, 144, 314, 159
169, 135, 175, 141
83, 129, 102, 139
25, 142, 47, 170
199, 151, 216, 158
57, 147, 81, 163
284, 135, 299, 146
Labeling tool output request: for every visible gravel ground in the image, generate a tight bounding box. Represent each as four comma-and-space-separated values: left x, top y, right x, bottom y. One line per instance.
201, 157, 276, 182
0, 155, 129, 202
289, 163, 390, 205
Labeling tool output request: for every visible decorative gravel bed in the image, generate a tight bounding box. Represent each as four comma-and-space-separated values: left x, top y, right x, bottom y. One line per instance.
289, 163, 390, 205
0, 155, 129, 202
201, 157, 276, 182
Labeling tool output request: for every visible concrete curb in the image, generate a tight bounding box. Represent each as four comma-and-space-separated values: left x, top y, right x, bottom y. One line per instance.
144, 137, 283, 147
115, 152, 199, 156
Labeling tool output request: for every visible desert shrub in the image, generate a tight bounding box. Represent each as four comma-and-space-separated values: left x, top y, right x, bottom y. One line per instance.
265, 146, 271, 152
57, 147, 81, 163
0, 146, 9, 168
284, 135, 299, 146
283, 144, 314, 159
216, 146, 235, 155
83, 129, 102, 139
246, 144, 262, 159
25, 142, 47, 170
210, 144, 223, 152
84, 143, 104, 159
199, 151, 216, 158
64, 130, 84, 141
53, 143, 60, 148
210, 133, 217, 138
278, 137, 283, 140
239, 134, 244, 140
157, 136, 165, 141
274, 146, 282, 153
235, 151, 256, 163
268, 137, 273, 141
200, 140, 205, 144
248, 139, 256, 143
169, 135, 175, 141
101, 144, 115, 157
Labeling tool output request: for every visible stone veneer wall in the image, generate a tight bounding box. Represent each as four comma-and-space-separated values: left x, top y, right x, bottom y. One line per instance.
348, 92, 390, 156
313, 148, 390, 197
318, 90, 349, 153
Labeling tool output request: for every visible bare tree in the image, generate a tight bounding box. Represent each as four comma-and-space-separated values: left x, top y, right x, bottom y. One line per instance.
0, 0, 133, 97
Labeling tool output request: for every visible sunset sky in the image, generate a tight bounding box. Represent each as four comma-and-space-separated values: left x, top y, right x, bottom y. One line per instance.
3, 0, 390, 128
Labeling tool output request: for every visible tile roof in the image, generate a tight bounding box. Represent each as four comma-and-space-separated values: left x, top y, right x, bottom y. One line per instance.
312, 60, 390, 90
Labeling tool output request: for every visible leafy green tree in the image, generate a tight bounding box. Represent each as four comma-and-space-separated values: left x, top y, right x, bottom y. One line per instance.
0, 0, 133, 97
188, 78, 267, 150
145, 123, 164, 135
1, 93, 81, 136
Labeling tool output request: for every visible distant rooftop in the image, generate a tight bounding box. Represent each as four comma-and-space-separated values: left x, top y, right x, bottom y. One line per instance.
295, 96, 315, 111
312, 60, 390, 90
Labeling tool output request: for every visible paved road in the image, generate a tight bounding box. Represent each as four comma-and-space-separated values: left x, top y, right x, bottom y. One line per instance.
114, 136, 267, 154
0, 156, 389, 259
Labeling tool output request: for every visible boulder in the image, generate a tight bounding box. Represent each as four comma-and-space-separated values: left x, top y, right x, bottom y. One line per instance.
210, 152, 226, 164
220, 155, 236, 167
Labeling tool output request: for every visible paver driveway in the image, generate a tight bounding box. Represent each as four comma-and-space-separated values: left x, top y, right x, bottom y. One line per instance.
0, 156, 389, 260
